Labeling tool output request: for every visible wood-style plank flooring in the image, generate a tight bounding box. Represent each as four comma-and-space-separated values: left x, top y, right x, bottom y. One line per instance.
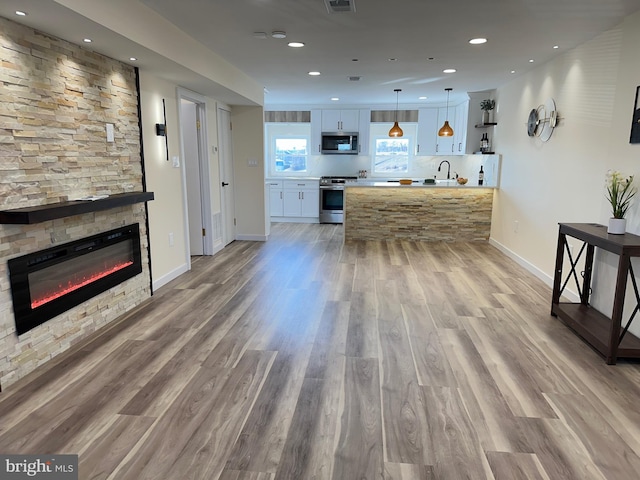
2, 223, 640, 479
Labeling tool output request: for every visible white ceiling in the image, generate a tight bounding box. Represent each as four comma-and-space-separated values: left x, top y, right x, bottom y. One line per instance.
2, 0, 640, 107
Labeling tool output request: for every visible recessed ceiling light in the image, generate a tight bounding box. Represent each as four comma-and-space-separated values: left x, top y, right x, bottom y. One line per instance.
419, 96, 427, 100
352, 59, 359, 62
331, 97, 339, 101
15, 10, 27, 16
469, 38, 487, 44
553, 45, 559, 49
510, 70, 516, 74
253, 32, 267, 39
443, 68, 457, 73
529, 59, 534, 63
271, 31, 287, 39
287, 42, 305, 48
83, 38, 92, 43
388, 58, 398, 62
308, 71, 321, 76
129, 57, 137, 61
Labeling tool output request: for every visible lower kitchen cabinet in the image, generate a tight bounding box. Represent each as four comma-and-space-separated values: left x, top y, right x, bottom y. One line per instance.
283, 180, 319, 217
267, 180, 284, 217
268, 179, 319, 220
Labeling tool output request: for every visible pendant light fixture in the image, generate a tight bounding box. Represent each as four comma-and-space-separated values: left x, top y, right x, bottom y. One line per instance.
388, 88, 404, 137
438, 87, 454, 137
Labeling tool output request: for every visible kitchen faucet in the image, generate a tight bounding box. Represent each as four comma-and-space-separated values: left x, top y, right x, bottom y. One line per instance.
438, 160, 451, 179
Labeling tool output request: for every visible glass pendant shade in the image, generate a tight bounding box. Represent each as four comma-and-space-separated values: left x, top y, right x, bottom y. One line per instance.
438, 121, 453, 137
389, 121, 403, 137
388, 88, 403, 137
438, 88, 454, 137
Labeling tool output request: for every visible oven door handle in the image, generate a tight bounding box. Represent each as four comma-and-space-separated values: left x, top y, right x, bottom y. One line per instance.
320, 186, 345, 190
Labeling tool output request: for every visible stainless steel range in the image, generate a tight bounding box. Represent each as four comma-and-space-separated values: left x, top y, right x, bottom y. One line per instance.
319, 176, 357, 224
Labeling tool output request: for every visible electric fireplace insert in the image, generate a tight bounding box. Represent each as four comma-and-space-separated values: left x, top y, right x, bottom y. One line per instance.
8, 224, 142, 335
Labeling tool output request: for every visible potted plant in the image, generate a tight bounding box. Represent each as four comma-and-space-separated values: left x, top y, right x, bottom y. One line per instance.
606, 170, 636, 234
480, 99, 495, 124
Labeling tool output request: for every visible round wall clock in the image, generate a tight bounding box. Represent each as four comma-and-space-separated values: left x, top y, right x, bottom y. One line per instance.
539, 98, 557, 142
527, 109, 538, 136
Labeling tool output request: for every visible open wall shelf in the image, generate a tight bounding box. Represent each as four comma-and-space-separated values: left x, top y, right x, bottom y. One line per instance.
0, 192, 154, 224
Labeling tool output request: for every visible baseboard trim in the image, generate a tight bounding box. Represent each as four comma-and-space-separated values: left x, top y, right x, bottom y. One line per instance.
152, 263, 189, 291
235, 234, 268, 242
489, 237, 580, 303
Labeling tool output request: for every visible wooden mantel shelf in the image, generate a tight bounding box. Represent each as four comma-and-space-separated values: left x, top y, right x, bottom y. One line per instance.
0, 192, 154, 224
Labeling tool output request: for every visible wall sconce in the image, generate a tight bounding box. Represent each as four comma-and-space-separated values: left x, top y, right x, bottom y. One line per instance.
157, 98, 169, 161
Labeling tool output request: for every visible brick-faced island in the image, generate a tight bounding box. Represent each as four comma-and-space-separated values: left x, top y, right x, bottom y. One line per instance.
344, 184, 495, 242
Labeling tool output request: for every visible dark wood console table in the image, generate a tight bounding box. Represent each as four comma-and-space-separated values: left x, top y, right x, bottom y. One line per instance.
551, 223, 640, 364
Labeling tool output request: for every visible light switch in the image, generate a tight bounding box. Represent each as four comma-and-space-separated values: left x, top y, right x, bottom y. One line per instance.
106, 123, 115, 142
248, 159, 258, 167
172, 156, 180, 168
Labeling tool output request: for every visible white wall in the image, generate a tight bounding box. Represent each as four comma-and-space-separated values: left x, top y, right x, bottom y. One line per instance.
139, 72, 189, 288
231, 106, 268, 240
491, 10, 640, 334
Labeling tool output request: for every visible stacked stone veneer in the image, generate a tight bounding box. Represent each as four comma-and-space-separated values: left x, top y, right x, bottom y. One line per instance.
344, 187, 494, 242
0, 17, 150, 390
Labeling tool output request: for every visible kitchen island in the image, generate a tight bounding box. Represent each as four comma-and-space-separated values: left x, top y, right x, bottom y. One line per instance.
344, 182, 495, 241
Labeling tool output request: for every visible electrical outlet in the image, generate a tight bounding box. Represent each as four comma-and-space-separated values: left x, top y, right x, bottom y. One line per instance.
169, 232, 174, 246
514, 220, 519, 233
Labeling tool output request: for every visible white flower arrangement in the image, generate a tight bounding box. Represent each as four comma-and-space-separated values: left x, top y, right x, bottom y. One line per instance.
606, 170, 636, 219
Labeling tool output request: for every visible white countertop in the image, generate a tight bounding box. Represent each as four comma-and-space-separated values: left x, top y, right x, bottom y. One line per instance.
345, 180, 496, 188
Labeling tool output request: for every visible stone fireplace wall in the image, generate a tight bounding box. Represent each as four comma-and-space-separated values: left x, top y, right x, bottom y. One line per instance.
0, 17, 150, 390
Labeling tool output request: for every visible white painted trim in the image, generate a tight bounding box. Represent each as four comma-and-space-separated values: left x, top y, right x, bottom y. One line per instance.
153, 262, 190, 290
489, 237, 580, 303
236, 234, 268, 242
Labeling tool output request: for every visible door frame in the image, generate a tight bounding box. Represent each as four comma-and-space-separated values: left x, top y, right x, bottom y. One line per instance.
177, 87, 214, 262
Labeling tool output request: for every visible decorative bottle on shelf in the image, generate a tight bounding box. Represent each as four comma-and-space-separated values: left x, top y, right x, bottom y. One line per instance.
478, 165, 484, 185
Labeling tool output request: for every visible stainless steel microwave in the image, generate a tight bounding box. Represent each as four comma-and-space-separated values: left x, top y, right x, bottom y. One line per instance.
321, 132, 359, 155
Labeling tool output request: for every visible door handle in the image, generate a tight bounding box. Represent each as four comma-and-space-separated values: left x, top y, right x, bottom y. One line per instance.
221, 182, 229, 187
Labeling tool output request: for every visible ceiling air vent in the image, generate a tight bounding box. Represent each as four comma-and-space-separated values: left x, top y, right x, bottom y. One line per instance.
348, 76, 361, 82
324, 0, 356, 14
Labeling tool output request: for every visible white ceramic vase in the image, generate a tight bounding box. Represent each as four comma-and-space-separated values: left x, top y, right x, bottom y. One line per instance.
608, 217, 626, 234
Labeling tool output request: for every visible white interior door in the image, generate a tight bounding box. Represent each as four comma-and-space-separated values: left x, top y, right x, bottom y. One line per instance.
218, 107, 236, 245
181, 100, 204, 255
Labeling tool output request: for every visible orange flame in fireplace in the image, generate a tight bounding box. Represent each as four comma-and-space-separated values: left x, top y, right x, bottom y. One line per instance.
31, 260, 134, 309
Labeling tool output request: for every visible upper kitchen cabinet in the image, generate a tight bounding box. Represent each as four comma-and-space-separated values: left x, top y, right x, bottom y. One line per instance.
453, 100, 469, 155
311, 109, 370, 155
358, 109, 370, 156
322, 109, 360, 132
416, 108, 438, 156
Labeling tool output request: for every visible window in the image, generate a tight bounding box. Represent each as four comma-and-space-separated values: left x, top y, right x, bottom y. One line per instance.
274, 138, 308, 172
370, 122, 417, 175
265, 123, 311, 176
374, 138, 409, 173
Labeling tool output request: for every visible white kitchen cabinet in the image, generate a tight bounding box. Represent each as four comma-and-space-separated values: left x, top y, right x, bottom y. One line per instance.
321, 110, 360, 132
436, 107, 455, 155
416, 108, 438, 156
267, 180, 284, 217
453, 100, 469, 155
283, 180, 319, 218
358, 109, 371, 155
311, 109, 369, 154
310, 109, 322, 154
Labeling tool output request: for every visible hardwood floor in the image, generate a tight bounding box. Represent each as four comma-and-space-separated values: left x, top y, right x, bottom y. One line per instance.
2, 222, 640, 479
